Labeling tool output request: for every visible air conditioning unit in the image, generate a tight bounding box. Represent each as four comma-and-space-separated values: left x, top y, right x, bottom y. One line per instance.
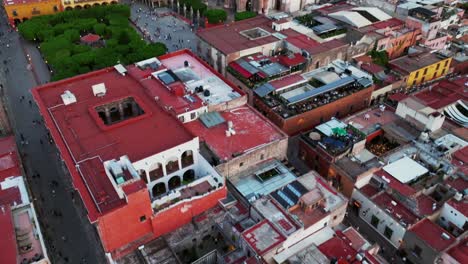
61, 90, 77, 105
92, 83, 106, 97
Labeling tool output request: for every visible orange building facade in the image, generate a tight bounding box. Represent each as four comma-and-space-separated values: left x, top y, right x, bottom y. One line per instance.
4, 0, 62, 26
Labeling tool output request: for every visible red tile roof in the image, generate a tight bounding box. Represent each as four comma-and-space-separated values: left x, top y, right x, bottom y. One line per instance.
286, 36, 347, 55
32, 52, 199, 221
268, 74, 306, 90
0, 205, 17, 264
360, 184, 379, 198
388, 92, 409, 102
184, 105, 286, 161
373, 192, 419, 225
0, 136, 21, 182
410, 219, 455, 251
197, 16, 284, 55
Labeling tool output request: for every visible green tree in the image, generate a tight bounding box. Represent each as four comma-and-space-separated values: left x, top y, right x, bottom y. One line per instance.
205, 9, 227, 24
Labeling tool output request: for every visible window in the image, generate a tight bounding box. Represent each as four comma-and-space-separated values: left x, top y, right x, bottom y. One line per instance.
190, 112, 196, 120
371, 215, 380, 228
384, 226, 393, 239
324, 222, 328, 227
423, 68, 428, 75
260, 154, 264, 160
415, 71, 419, 78
12, 10, 18, 17
412, 80, 417, 86
413, 245, 422, 257
333, 215, 338, 220
436, 63, 440, 70
179, 116, 185, 122
140, 215, 146, 222
444, 60, 449, 67
239, 162, 244, 167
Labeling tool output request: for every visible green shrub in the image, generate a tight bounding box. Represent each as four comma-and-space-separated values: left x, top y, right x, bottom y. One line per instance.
234, 11, 257, 21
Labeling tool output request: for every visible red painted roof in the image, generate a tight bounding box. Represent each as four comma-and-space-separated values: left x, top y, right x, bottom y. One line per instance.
373, 192, 419, 225
388, 92, 409, 102
0, 136, 21, 182
197, 16, 282, 55
81, 34, 101, 43
32, 53, 199, 221
445, 177, 468, 193
372, 18, 404, 30
0, 205, 17, 264
121, 180, 146, 195
360, 184, 379, 198
318, 231, 357, 262
447, 237, 468, 264
242, 219, 286, 256
413, 78, 468, 109
277, 53, 306, 67
0, 186, 21, 207
184, 105, 286, 161
268, 74, 306, 90
360, 62, 384, 75
416, 194, 438, 216
447, 198, 468, 216
375, 170, 417, 197
342, 227, 368, 251
410, 218, 455, 251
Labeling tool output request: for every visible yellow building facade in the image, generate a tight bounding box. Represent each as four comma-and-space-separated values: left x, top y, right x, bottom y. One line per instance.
4, 0, 62, 25
61, 0, 118, 11
406, 57, 452, 86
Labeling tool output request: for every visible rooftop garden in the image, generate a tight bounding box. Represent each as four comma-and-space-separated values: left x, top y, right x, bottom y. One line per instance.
367, 49, 389, 67
235, 11, 257, 21
18, 5, 167, 81
295, 13, 320, 28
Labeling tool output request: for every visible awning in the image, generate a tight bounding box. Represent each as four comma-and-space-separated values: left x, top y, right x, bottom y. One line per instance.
229, 62, 252, 79
254, 83, 275, 98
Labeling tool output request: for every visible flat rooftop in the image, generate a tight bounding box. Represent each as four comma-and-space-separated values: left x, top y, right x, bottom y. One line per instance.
410, 218, 455, 251
0, 136, 21, 182
255, 60, 373, 119
373, 192, 419, 226
383, 156, 428, 184
231, 160, 297, 201
158, 52, 242, 106
252, 197, 299, 237
242, 220, 286, 255
33, 52, 201, 220
389, 52, 448, 74
184, 106, 286, 161
197, 16, 301, 55
344, 107, 398, 136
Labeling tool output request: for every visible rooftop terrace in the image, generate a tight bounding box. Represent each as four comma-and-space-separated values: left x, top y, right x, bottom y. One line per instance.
373, 192, 419, 227
184, 106, 286, 162
254, 60, 373, 119
389, 52, 449, 74
242, 220, 286, 256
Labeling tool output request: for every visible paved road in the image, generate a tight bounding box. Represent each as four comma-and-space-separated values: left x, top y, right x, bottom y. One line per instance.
0, 7, 105, 264
128, 3, 199, 52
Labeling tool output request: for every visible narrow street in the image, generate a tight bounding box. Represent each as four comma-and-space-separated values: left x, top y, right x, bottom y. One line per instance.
0, 4, 105, 264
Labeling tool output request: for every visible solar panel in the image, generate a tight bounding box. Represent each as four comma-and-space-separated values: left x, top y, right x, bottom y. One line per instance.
254, 83, 275, 98
290, 181, 308, 195
199, 112, 226, 128
271, 192, 289, 209
277, 190, 294, 207
286, 184, 302, 198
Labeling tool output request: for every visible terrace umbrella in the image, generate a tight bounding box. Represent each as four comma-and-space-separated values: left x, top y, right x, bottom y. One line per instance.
309, 132, 321, 140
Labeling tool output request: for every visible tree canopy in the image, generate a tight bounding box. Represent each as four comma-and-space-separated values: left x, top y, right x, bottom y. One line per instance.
205, 9, 227, 24
18, 5, 166, 81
